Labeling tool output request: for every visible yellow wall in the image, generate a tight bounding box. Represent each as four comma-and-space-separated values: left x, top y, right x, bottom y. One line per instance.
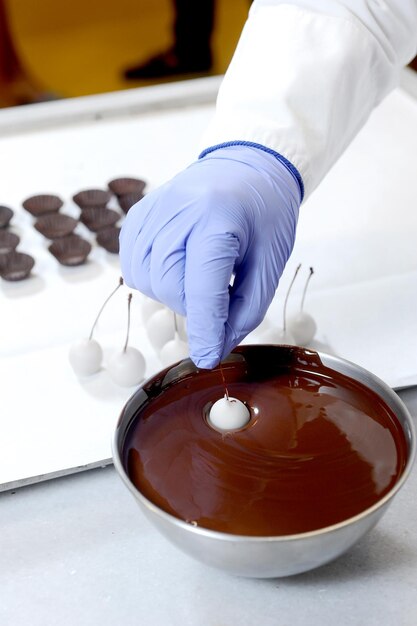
7, 0, 248, 99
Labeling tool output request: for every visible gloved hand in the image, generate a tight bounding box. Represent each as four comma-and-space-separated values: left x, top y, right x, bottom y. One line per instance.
119, 145, 302, 369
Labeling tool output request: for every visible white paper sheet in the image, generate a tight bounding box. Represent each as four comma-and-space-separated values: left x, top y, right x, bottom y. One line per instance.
1, 83, 416, 489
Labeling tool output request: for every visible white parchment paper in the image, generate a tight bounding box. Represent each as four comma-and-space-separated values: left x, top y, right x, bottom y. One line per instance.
1, 83, 416, 488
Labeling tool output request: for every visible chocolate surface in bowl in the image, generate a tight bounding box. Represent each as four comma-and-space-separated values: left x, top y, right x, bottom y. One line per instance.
123, 347, 408, 537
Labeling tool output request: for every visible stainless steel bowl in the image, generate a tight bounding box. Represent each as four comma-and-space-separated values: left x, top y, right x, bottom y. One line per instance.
112, 346, 415, 578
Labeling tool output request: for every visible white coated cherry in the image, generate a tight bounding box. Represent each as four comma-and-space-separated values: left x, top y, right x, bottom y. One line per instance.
288, 312, 317, 346
146, 308, 176, 351
175, 314, 188, 342
107, 347, 146, 387
209, 395, 251, 432
141, 297, 165, 323
160, 335, 189, 367
69, 338, 103, 377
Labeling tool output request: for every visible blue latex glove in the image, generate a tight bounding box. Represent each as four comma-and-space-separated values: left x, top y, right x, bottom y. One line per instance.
119, 145, 301, 368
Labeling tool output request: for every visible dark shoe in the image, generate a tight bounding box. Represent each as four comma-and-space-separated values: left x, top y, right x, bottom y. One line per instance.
123, 50, 212, 80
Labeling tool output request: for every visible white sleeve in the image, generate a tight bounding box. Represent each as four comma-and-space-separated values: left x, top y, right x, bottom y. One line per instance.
199, 0, 417, 200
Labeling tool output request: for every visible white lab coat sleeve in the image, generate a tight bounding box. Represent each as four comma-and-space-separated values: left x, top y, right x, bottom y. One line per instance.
199, 0, 417, 200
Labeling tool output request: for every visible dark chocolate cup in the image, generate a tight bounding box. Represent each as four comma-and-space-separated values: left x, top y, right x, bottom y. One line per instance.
0, 230, 19, 254
72, 189, 112, 209
22, 194, 63, 216
118, 191, 145, 214
96, 226, 120, 253
0, 206, 14, 228
0, 251, 35, 281
80, 207, 120, 232
48, 234, 92, 266
108, 177, 146, 197
34, 213, 78, 239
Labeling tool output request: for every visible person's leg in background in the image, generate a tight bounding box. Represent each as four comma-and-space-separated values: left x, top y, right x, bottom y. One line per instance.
172, 0, 214, 72
124, 0, 215, 80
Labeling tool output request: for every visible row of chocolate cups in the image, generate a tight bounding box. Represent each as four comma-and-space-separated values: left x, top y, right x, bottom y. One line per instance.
0, 177, 147, 277
0, 230, 34, 281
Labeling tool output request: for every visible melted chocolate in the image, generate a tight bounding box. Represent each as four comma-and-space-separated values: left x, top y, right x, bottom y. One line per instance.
123, 347, 407, 536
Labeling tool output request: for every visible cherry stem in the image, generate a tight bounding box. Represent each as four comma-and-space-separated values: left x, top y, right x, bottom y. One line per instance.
283, 264, 301, 332
89, 276, 123, 340
219, 363, 230, 401
123, 293, 132, 353
301, 267, 314, 313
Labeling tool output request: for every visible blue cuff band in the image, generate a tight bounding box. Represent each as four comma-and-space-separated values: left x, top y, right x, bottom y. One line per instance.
199, 141, 304, 203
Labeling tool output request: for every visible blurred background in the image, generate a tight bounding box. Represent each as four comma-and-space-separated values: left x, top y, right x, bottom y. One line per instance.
1, 0, 416, 109
0, 0, 248, 107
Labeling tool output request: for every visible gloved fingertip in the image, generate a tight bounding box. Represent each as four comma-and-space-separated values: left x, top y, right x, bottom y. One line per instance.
219, 326, 244, 362
191, 354, 222, 370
